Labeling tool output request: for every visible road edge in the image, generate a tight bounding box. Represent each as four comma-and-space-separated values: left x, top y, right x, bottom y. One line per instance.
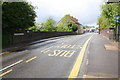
68, 35, 93, 78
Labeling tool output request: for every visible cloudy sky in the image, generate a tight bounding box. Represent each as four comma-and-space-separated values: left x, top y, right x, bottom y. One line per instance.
28, 0, 103, 26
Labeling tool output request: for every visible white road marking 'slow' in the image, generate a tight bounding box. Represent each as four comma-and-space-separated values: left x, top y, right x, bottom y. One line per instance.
0, 60, 23, 72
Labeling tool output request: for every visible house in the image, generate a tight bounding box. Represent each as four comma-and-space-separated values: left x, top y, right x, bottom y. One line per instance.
57, 15, 83, 34
70, 16, 83, 34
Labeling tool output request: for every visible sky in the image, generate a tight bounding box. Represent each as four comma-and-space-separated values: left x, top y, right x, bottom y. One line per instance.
28, 0, 103, 26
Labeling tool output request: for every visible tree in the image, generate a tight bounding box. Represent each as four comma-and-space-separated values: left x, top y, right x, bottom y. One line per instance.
57, 14, 78, 32
2, 2, 36, 47
98, 3, 120, 30
82, 26, 86, 29
41, 18, 56, 31
2, 2, 36, 33
67, 21, 78, 32
28, 26, 38, 32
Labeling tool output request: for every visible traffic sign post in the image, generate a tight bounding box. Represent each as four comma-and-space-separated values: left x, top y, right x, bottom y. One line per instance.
114, 16, 120, 41
114, 16, 120, 19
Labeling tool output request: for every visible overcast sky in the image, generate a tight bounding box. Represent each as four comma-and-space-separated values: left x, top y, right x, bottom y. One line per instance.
28, 0, 103, 26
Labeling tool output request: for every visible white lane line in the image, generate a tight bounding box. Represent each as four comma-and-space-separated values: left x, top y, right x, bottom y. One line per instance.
0, 60, 23, 72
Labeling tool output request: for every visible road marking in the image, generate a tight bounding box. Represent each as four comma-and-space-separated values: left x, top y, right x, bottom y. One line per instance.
60, 50, 68, 56
42, 50, 50, 53
61, 45, 68, 48
71, 45, 76, 48
48, 50, 61, 56
0, 69, 12, 77
55, 50, 64, 56
64, 51, 75, 58
48, 50, 75, 57
83, 75, 112, 78
68, 36, 93, 78
0, 60, 23, 72
80, 46, 82, 49
0, 49, 17, 55
25, 56, 37, 63
41, 46, 53, 52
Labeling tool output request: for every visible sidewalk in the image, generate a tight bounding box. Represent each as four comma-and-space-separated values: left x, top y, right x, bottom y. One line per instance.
84, 34, 119, 78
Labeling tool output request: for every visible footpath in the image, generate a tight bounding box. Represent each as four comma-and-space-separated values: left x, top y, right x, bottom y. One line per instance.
83, 33, 119, 79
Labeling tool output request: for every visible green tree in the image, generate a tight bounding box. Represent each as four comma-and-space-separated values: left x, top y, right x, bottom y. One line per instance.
2, 2, 36, 32
67, 21, 78, 32
29, 26, 38, 32
57, 14, 78, 32
42, 18, 56, 31
82, 26, 86, 29
2, 2, 36, 47
98, 3, 120, 30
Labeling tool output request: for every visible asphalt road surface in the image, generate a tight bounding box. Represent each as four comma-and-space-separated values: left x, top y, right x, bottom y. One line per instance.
1, 33, 93, 78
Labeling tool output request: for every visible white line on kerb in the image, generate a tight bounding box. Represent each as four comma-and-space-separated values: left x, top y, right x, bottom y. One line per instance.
0, 60, 23, 72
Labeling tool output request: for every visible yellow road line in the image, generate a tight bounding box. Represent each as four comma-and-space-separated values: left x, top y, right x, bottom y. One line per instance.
0, 69, 12, 77
68, 36, 93, 78
0, 49, 16, 55
25, 56, 37, 63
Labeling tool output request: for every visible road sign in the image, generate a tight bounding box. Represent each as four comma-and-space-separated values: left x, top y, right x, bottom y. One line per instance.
114, 16, 120, 19
117, 20, 120, 22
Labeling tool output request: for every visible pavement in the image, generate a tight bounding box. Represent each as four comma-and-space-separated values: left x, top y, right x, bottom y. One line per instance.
83, 33, 119, 78
0, 33, 119, 79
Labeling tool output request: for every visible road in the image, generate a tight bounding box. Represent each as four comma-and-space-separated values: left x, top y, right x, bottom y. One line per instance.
1, 33, 94, 78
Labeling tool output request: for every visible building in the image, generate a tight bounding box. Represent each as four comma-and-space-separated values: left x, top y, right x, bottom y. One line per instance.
57, 15, 83, 34
70, 16, 83, 34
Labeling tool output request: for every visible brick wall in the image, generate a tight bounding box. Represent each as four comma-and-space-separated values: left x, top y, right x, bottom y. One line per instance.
100, 28, 115, 41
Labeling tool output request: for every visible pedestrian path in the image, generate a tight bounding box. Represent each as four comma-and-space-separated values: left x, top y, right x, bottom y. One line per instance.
84, 34, 118, 78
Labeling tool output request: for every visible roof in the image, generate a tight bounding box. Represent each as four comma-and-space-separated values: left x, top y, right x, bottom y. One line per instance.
71, 17, 81, 25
